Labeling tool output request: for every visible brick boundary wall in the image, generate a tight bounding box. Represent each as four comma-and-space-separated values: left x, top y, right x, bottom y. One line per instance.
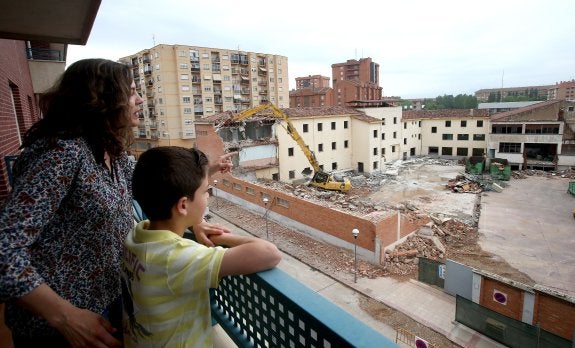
212, 173, 429, 265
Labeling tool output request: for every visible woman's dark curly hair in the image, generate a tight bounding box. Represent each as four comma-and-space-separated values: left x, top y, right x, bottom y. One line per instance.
22, 58, 135, 162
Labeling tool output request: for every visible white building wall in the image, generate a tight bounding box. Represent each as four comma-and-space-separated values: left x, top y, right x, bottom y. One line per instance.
421, 118, 489, 157
276, 116, 353, 183
358, 106, 404, 164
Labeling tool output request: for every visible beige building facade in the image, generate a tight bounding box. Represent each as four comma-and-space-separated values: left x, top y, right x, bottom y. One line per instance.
404, 109, 490, 158
119, 44, 289, 155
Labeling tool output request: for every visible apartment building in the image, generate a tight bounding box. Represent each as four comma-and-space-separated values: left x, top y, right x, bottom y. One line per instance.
332, 58, 382, 106
119, 44, 289, 155
476, 81, 575, 104
548, 80, 575, 101
289, 87, 333, 108
488, 99, 575, 170
403, 109, 490, 158
295, 75, 330, 89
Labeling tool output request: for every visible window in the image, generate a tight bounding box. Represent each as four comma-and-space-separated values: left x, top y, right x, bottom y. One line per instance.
331, 142, 336, 150
461, 120, 467, 127
381, 118, 386, 125
277, 198, 289, 208
473, 134, 485, 141
344, 121, 348, 129
456, 147, 468, 156
393, 131, 397, 139
492, 125, 522, 134
429, 147, 439, 154
442, 134, 453, 140
181, 85, 190, 91
403, 123, 407, 129
431, 127, 437, 133
233, 183, 241, 191
403, 138, 407, 145
331, 122, 336, 130
373, 130, 378, 138
289, 170, 295, 179
179, 63, 188, 69
288, 147, 294, 156
499, 142, 521, 153
183, 108, 192, 114
182, 96, 191, 103
245, 187, 255, 195
457, 134, 469, 140
442, 147, 453, 155
332, 162, 337, 170
445, 120, 451, 127
344, 140, 348, 148
381, 133, 385, 140
373, 148, 378, 156
392, 145, 396, 153
393, 117, 397, 124
477, 120, 483, 127
318, 144, 323, 152
303, 124, 309, 133
317, 123, 323, 131
180, 74, 189, 80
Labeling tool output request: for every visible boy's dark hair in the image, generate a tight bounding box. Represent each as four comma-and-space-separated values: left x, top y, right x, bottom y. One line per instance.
133, 146, 209, 220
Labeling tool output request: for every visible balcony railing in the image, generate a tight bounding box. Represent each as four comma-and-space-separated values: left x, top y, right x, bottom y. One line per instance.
26, 47, 63, 61
210, 267, 398, 347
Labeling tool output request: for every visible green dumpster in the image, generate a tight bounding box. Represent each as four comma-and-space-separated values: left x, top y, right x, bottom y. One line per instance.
569, 181, 575, 196
465, 156, 484, 175
490, 158, 511, 181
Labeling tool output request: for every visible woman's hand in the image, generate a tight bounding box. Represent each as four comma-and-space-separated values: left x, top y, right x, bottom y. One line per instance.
54, 305, 122, 348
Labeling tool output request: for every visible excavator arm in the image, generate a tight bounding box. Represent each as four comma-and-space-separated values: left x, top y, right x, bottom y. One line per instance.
230, 104, 351, 192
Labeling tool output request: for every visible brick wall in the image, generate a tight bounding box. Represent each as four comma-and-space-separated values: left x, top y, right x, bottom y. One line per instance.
534, 292, 575, 340
0, 39, 38, 199
479, 277, 524, 320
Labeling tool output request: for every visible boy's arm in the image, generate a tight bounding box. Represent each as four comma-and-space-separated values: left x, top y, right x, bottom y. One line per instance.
209, 234, 281, 277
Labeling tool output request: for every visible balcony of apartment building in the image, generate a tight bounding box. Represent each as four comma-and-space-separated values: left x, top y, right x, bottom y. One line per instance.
143, 65, 152, 75
25, 41, 67, 95
241, 88, 250, 95
213, 87, 222, 95
259, 89, 268, 95
146, 78, 154, 88
212, 63, 221, 72
142, 55, 151, 64
258, 79, 268, 86
192, 74, 201, 83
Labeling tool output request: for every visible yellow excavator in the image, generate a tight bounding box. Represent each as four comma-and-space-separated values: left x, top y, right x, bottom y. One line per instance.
229, 103, 351, 192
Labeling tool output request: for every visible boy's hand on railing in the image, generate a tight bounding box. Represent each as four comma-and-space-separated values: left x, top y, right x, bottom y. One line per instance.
192, 220, 231, 247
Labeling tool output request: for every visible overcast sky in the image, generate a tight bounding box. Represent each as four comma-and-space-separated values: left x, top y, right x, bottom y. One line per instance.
67, 0, 574, 99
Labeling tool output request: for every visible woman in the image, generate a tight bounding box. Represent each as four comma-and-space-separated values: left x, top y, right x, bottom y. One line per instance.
0, 59, 232, 347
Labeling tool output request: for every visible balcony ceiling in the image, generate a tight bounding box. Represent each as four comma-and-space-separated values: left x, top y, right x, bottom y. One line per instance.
0, 0, 101, 45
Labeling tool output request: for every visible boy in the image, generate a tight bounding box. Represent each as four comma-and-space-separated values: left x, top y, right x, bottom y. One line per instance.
122, 146, 281, 347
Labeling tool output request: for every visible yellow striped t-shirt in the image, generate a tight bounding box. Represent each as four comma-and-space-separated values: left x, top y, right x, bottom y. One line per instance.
122, 220, 226, 347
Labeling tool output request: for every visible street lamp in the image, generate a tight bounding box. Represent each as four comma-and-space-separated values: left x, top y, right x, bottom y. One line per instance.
213, 180, 218, 210
352, 228, 359, 283
263, 197, 269, 239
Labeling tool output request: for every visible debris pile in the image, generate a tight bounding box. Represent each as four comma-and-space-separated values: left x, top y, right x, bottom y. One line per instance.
446, 175, 483, 193
383, 216, 478, 277
512, 168, 575, 179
